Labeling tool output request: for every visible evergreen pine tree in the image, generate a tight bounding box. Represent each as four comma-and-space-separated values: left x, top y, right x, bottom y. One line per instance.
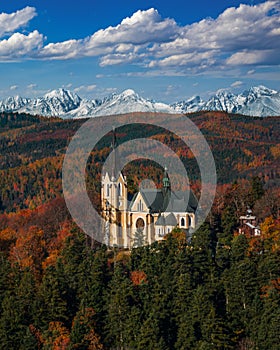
105, 263, 135, 349
70, 307, 104, 349
35, 262, 69, 330
0, 270, 37, 349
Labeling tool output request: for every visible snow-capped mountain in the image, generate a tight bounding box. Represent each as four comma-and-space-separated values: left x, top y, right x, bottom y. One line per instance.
238, 86, 280, 117
0, 88, 82, 117
201, 91, 243, 113
19, 88, 82, 116
0, 85, 279, 118
65, 98, 102, 119
172, 85, 280, 116
171, 95, 205, 113
68, 89, 176, 118
0, 96, 31, 112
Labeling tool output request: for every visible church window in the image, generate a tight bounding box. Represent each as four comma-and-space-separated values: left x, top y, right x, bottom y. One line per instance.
138, 199, 143, 211
118, 183, 122, 196
181, 218, 185, 227
136, 218, 145, 229
107, 184, 110, 197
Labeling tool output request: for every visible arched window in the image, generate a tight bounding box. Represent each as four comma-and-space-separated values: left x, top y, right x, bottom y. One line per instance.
136, 218, 145, 229
107, 184, 110, 197
181, 217, 185, 227
138, 199, 143, 211
118, 183, 122, 196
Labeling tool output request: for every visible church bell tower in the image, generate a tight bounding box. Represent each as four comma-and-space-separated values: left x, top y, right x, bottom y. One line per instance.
101, 127, 128, 247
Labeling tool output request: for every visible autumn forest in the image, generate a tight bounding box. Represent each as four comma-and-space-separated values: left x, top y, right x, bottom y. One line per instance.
0, 111, 279, 349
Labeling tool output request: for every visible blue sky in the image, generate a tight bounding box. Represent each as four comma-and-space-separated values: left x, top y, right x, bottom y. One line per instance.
0, 0, 279, 102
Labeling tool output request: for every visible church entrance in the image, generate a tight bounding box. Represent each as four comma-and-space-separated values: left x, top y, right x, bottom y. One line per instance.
136, 218, 145, 229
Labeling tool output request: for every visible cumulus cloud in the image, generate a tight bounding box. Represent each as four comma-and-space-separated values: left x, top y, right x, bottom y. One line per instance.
148, 51, 218, 69
39, 39, 84, 60
0, 6, 36, 38
0, 30, 43, 60
149, 1, 280, 70
87, 8, 178, 47
1, 2, 280, 76
10, 85, 18, 90
99, 52, 147, 66
40, 8, 178, 60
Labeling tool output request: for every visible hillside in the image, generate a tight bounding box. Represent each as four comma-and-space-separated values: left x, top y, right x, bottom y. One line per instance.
0, 108, 278, 210
0, 111, 279, 349
0, 111, 279, 212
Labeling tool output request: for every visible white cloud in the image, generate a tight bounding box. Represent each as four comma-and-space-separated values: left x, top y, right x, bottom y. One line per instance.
149, 51, 217, 69
226, 49, 278, 65
40, 8, 178, 60
0, 7, 36, 38
0, 30, 43, 60
0, 2, 280, 76
10, 85, 18, 90
231, 81, 243, 88
115, 44, 135, 53
88, 8, 178, 46
247, 69, 255, 75
104, 87, 118, 93
27, 83, 37, 89
149, 1, 280, 70
39, 39, 83, 60
163, 84, 181, 96
74, 84, 97, 93
99, 52, 147, 66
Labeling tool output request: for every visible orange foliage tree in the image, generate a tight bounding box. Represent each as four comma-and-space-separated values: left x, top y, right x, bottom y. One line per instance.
9, 226, 46, 276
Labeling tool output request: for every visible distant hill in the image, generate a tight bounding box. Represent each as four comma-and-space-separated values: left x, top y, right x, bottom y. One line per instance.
0, 111, 279, 213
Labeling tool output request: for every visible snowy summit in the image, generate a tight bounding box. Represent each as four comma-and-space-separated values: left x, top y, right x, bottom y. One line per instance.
0, 86, 279, 118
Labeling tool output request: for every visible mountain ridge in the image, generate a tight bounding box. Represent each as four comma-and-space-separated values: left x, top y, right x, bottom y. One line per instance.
0, 85, 279, 118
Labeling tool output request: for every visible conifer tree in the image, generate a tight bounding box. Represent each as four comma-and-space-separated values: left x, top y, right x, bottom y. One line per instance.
70, 307, 104, 350
257, 287, 280, 350
35, 262, 69, 329
0, 270, 37, 349
105, 263, 135, 349
137, 315, 169, 350
249, 176, 264, 207
0, 253, 11, 313
78, 246, 109, 339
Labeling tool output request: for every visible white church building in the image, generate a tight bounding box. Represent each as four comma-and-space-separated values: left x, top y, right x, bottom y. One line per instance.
100, 129, 197, 249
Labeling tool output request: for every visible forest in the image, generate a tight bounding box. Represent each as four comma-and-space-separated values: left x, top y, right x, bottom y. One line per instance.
0, 111, 279, 349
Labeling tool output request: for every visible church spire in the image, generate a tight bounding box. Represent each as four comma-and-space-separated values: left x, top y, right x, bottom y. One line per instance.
162, 166, 170, 189
111, 126, 116, 149
110, 126, 118, 181
162, 166, 171, 212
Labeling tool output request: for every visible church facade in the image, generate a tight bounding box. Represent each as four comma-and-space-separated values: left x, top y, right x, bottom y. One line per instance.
100, 131, 197, 249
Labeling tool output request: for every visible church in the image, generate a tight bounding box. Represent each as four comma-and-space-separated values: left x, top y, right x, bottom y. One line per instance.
100, 130, 198, 249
